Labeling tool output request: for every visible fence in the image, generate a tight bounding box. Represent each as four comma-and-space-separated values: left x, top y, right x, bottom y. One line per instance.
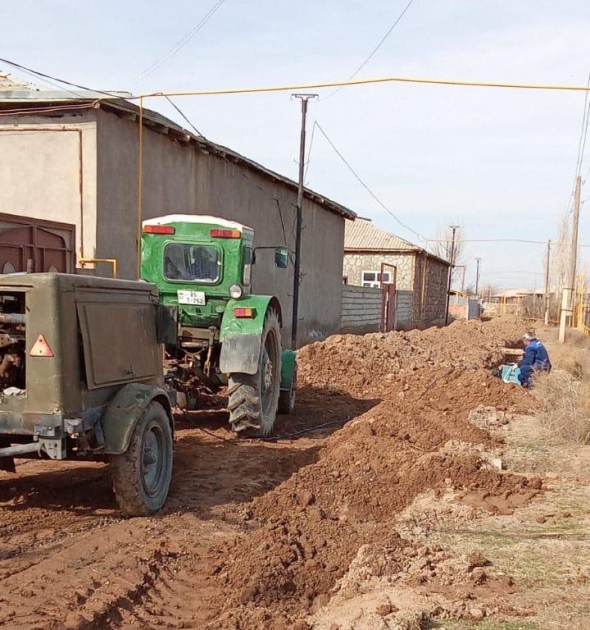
341, 286, 382, 334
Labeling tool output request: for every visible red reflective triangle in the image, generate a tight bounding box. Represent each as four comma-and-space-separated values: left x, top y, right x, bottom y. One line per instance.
30, 334, 54, 357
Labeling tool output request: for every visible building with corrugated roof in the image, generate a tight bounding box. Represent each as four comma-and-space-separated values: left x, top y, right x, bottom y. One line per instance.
343, 219, 450, 329
0, 72, 356, 346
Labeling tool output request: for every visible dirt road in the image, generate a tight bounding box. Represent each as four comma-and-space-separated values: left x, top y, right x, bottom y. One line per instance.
0, 317, 560, 629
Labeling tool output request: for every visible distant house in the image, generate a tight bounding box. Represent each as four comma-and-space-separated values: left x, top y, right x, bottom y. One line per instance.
342, 219, 450, 329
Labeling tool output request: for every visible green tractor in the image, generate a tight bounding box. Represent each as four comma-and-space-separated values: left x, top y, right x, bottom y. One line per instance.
141, 214, 297, 436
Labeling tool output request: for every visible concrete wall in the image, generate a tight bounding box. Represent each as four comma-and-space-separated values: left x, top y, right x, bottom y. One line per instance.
95, 108, 345, 346
341, 285, 381, 333
0, 113, 98, 259
413, 254, 449, 327
395, 290, 414, 330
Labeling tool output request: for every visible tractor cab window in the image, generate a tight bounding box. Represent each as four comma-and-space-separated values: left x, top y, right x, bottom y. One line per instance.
243, 246, 253, 286
164, 243, 220, 283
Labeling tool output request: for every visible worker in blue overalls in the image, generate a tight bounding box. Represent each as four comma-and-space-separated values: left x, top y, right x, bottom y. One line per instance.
517, 332, 551, 388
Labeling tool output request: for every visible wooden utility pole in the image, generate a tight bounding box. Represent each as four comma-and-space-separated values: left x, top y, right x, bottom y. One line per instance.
544, 240, 551, 326
559, 176, 582, 342
444, 225, 460, 325
291, 94, 317, 349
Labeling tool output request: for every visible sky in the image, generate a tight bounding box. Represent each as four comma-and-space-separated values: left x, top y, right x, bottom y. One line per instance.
3, 0, 590, 290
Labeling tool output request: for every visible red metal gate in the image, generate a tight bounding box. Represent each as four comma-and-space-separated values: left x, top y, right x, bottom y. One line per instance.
380, 263, 397, 333
0, 214, 75, 274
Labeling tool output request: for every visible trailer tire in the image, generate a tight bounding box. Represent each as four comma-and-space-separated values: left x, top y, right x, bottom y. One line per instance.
228, 309, 281, 436
109, 402, 173, 516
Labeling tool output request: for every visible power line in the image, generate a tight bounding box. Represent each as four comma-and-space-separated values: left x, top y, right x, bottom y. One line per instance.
326, 0, 417, 99
314, 119, 426, 242
0, 57, 125, 99
131, 0, 227, 85
163, 95, 206, 138
303, 121, 317, 182
574, 72, 590, 179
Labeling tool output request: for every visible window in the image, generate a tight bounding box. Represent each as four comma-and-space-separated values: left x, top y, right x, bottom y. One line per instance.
361, 271, 392, 288
164, 243, 220, 283
243, 247, 253, 286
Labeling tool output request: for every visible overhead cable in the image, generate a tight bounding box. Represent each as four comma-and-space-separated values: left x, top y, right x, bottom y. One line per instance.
314, 119, 426, 242
326, 0, 417, 99
131, 0, 227, 85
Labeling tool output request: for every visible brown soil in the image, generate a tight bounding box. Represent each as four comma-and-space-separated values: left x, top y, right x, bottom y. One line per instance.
0, 316, 542, 629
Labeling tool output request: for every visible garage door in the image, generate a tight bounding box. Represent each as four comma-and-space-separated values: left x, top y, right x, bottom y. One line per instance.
0, 213, 75, 274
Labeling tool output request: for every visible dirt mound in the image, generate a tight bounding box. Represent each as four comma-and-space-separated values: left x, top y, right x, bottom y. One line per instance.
209, 319, 538, 624
298, 317, 526, 397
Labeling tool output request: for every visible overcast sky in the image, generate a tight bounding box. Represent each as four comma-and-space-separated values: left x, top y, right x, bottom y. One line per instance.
3, 0, 590, 289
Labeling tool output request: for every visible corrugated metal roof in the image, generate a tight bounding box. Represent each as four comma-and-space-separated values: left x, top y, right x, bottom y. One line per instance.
0, 73, 41, 92
345, 218, 418, 251
0, 75, 356, 221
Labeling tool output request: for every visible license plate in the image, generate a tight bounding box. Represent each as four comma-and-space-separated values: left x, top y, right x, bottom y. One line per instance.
177, 290, 206, 306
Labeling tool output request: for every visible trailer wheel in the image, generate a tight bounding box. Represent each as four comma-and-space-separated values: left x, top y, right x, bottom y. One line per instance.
278, 364, 297, 415
110, 402, 173, 516
228, 309, 281, 436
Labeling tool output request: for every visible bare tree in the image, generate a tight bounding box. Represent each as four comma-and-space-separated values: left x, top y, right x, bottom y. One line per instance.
431, 225, 465, 267
431, 225, 465, 290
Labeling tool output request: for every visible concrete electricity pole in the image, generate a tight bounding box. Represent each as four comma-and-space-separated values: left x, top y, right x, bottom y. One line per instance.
544, 240, 551, 326
475, 258, 481, 296
444, 225, 460, 325
291, 94, 317, 349
559, 176, 582, 342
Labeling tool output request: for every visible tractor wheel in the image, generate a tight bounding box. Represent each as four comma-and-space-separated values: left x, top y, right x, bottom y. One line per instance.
109, 402, 173, 516
228, 309, 281, 436
278, 363, 297, 415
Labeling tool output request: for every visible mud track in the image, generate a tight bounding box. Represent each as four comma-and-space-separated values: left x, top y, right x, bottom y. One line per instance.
0, 317, 539, 629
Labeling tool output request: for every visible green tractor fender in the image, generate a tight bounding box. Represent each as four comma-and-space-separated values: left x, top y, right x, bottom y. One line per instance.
219, 295, 282, 375
280, 348, 296, 390
101, 383, 174, 455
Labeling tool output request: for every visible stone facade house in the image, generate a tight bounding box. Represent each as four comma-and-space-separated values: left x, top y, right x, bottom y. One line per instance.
343, 219, 450, 329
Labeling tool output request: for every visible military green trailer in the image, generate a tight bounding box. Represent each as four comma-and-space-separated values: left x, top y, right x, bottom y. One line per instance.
0, 273, 174, 516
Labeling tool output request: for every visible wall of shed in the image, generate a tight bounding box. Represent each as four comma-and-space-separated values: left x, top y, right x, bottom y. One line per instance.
0, 112, 98, 259
413, 255, 449, 327
95, 108, 344, 346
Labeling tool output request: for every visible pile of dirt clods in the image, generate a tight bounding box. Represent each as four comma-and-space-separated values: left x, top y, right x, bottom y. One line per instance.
206, 317, 539, 629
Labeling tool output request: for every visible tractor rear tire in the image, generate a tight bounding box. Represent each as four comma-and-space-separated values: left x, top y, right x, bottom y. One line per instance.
109, 402, 173, 516
228, 309, 281, 436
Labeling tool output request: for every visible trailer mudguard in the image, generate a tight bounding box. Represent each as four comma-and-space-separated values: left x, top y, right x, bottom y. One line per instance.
219, 296, 282, 375
280, 349, 296, 390
101, 383, 174, 455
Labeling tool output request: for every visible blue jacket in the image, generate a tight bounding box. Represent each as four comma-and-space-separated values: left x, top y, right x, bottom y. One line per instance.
519, 339, 551, 371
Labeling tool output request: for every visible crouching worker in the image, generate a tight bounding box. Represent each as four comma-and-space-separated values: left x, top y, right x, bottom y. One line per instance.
518, 332, 551, 388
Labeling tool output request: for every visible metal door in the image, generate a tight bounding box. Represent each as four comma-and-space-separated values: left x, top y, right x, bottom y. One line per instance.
0, 214, 75, 274
380, 263, 397, 333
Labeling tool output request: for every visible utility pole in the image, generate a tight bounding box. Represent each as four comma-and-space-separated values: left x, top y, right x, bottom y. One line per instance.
559, 176, 582, 342
475, 258, 481, 296
444, 225, 460, 325
291, 94, 317, 349
544, 240, 551, 326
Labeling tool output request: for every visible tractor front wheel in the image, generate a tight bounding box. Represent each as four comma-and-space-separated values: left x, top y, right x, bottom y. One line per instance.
228, 309, 281, 436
